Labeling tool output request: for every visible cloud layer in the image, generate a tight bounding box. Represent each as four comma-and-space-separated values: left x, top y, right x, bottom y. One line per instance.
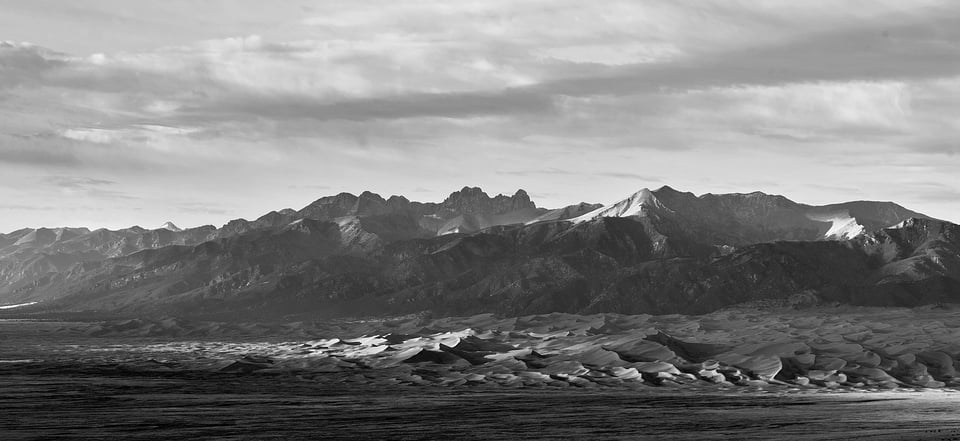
1, 0, 959, 230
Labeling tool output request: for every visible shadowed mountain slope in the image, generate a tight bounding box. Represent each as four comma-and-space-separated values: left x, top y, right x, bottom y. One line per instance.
1, 186, 954, 320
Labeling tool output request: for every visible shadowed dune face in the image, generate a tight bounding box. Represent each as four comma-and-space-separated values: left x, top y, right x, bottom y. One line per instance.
5, 306, 960, 391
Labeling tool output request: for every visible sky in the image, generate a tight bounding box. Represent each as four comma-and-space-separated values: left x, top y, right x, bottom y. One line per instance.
1, 0, 959, 232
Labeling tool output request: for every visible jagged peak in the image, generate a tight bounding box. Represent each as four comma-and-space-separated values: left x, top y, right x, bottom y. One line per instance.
888, 217, 948, 230
437, 186, 537, 216
442, 187, 485, 205
446, 186, 489, 200
508, 189, 535, 208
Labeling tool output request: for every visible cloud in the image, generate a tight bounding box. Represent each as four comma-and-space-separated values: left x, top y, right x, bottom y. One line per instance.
498, 168, 660, 181
287, 184, 331, 190
0, 41, 68, 88
895, 181, 960, 202
4, 3, 958, 136
2, 1, 960, 229
176, 205, 230, 216
40, 175, 135, 200
600, 172, 662, 181
42, 176, 116, 188
0, 204, 58, 211
178, 88, 554, 123
140, 12, 956, 137
60, 128, 122, 144
0, 133, 80, 166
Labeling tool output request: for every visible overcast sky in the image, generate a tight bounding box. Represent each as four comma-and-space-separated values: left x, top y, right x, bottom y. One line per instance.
1, 0, 958, 232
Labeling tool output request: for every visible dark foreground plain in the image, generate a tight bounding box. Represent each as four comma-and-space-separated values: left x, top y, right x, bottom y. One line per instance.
3, 312, 960, 440
3, 373, 960, 440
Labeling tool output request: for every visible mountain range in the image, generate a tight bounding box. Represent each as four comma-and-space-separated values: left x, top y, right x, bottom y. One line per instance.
1, 185, 957, 320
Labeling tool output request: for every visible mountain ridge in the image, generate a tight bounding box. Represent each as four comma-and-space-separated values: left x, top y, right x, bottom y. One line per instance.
1, 185, 955, 320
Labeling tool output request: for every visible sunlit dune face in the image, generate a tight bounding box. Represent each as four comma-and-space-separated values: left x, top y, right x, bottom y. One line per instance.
6, 306, 959, 391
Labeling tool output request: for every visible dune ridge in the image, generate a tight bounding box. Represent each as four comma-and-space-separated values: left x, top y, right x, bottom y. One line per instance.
9, 306, 960, 391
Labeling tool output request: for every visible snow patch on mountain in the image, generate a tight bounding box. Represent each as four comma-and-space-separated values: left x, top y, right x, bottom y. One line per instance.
805, 211, 865, 239
0, 301, 38, 310
159, 222, 182, 232
572, 188, 664, 223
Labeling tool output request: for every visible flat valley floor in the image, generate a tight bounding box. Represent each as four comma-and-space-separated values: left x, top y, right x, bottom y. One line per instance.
3, 309, 960, 440
3, 373, 960, 440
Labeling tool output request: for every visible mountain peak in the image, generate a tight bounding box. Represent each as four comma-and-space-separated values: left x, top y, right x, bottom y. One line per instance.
654, 185, 681, 194
457, 186, 487, 196
440, 186, 536, 215
159, 221, 182, 232
358, 190, 386, 201
508, 189, 535, 210
889, 217, 939, 230
572, 188, 665, 223
622, 188, 665, 210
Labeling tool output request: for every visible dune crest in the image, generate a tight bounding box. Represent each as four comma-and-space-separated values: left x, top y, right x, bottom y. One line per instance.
20, 306, 960, 391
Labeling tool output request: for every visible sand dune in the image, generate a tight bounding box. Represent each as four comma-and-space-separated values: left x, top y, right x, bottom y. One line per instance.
4, 305, 960, 391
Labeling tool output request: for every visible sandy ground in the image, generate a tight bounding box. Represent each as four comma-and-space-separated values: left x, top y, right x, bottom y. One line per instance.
2, 307, 960, 439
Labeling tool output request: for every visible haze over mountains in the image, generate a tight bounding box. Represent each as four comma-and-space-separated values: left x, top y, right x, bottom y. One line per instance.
1, 185, 957, 320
